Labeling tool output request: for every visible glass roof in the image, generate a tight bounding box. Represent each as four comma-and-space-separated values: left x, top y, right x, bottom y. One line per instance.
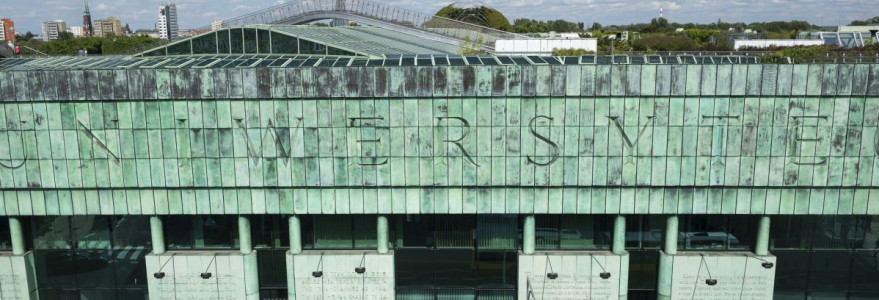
0, 54, 762, 71
137, 25, 461, 58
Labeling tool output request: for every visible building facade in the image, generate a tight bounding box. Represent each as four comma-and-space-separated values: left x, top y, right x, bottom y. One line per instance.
40, 20, 66, 41
0, 25, 878, 300
0, 18, 14, 42
157, 3, 179, 41
94, 16, 123, 38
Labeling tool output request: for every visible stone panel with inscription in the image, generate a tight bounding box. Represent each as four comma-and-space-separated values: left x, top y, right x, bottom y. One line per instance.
517, 251, 627, 300
0, 253, 36, 300
289, 250, 394, 300
146, 251, 251, 300
667, 252, 775, 300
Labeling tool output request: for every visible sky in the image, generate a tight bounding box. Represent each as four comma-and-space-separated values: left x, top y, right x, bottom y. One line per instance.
4, 0, 874, 35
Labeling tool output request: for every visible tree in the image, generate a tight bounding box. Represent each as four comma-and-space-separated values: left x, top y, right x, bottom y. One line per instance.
14, 31, 36, 42
590, 22, 602, 31
642, 17, 671, 33
435, 4, 512, 31
849, 16, 879, 26
58, 31, 75, 41
458, 36, 486, 55
512, 19, 548, 33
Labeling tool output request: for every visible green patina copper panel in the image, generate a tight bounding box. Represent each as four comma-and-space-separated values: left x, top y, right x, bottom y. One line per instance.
0, 64, 877, 215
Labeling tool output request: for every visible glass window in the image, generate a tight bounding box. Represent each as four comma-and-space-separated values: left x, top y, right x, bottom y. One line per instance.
0, 217, 11, 250
217, 29, 230, 54
313, 215, 353, 248
142, 48, 166, 57
850, 251, 879, 291
32, 217, 72, 249
353, 216, 377, 249
30, 216, 150, 297
626, 215, 665, 249
679, 215, 756, 251
112, 216, 151, 249
243, 28, 258, 53
252, 215, 289, 249
271, 32, 297, 54
771, 216, 812, 250
257, 249, 287, 288
257, 29, 271, 54
773, 251, 810, 291
192, 33, 217, 54
327, 47, 355, 56
73, 216, 111, 250
628, 250, 659, 291
166, 40, 191, 56
230, 28, 244, 54
475, 251, 516, 289
164, 216, 193, 249
434, 216, 474, 248
164, 216, 238, 249
535, 215, 611, 250
476, 215, 518, 250
808, 251, 851, 291
299, 39, 326, 55
395, 249, 435, 288
435, 250, 476, 288
398, 215, 433, 248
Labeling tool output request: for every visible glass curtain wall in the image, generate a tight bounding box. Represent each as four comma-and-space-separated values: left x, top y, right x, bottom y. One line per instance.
534, 215, 612, 250
395, 215, 517, 300
30, 216, 151, 300
771, 215, 879, 300
251, 215, 290, 299
163, 215, 239, 250
625, 215, 665, 300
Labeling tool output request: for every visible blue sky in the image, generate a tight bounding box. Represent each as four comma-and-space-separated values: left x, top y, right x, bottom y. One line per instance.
5, 0, 873, 34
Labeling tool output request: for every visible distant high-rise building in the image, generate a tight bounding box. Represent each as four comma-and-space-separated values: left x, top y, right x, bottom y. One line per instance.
68, 26, 83, 38
157, 3, 179, 41
0, 18, 15, 42
94, 16, 123, 37
211, 20, 224, 31
82, 0, 93, 37
41, 20, 67, 41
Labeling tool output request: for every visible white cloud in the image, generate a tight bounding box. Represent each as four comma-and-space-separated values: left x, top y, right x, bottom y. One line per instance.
96, 3, 107, 10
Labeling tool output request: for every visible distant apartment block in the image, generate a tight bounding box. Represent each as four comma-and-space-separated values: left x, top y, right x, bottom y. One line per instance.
41, 20, 67, 41
0, 18, 14, 42
94, 16, 123, 37
68, 26, 83, 38
157, 2, 179, 41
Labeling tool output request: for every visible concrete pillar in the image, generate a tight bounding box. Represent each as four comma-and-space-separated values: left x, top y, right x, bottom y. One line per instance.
612, 215, 626, 255
657, 215, 679, 300
289, 215, 302, 254
239, 216, 252, 255
150, 216, 166, 255
377, 215, 389, 254
755, 216, 771, 256
664, 215, 678, 255
8, 217, 25, 255
523, 215, 535, 254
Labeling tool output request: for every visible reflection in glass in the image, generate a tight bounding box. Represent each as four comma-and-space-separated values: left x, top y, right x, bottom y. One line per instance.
73, 216, 111, 250
252, 215, 288, 249
192, 33, 217, 54
271, 32, 297, 54
230, 28, 243, 54
217, 29, 230, 53
313, 215, 353, 248
535, 215, 610, 250
435, 250, 476, 288
243, 28, 257, 53
166, 41, 191, 56
299, 39, 326, 55
256, 29, 271, 54
32, 217, 72, 249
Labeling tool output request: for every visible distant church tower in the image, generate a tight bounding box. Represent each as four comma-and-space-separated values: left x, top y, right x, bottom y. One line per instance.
82, 0, 93, 37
